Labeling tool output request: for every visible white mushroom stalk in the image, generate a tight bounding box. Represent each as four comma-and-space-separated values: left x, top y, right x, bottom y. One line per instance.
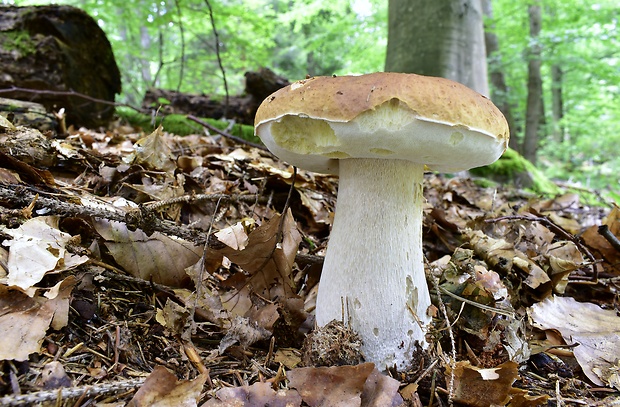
315, 158, 431, 371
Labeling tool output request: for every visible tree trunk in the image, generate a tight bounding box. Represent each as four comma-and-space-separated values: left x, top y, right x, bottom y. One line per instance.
385, 0, 488, 95
0, 5, 121, 128
551, 64, 564, 142
482, 0, 519, 151
523, 3, 543, 164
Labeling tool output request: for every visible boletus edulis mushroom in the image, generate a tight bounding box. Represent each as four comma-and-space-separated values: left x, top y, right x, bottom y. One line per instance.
254, 72, 509, 371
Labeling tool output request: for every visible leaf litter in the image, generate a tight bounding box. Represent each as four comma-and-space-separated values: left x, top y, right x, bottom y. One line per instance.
0, 119, 618, 406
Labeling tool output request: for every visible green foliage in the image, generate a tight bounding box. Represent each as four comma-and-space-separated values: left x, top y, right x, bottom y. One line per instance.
116, 107, 258, 142
471, 148, 561, 196
8, 0, 386, 106
490, 0, 619, 196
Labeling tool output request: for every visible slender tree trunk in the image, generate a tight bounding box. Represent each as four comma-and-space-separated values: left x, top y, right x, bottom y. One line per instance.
482, 0, 519, 151
140, 25, 153, 85
385, 0, 488, 95
551, 64, 564, 142
523, 3, 543, 164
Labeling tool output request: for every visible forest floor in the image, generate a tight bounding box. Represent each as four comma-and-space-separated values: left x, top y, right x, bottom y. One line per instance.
0, 118, 619, 406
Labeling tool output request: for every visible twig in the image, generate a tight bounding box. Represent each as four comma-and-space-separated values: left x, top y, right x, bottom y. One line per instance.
187, 114, 268, 151
0, 184, 259, 245
436, 284, 516, 318
485, 214, 598, 281
431, 274, 456, 407
0, 378, 145, 406
0, 86, 143, 113
598, 225, 620, 252
0, 184, 315, 267
203, 0, 229, 114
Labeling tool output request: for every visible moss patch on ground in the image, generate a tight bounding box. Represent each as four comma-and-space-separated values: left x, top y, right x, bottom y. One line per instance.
470, 147, 561, 196
116, 107, 260, 145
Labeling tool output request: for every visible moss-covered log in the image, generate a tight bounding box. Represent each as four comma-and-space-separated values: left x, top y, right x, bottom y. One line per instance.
0, 5, 121, 128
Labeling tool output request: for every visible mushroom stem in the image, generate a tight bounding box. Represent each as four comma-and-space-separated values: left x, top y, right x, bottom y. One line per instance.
315, 157, 432, 371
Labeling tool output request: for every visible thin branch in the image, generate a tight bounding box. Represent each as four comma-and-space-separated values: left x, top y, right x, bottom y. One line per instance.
203, 0, 229, 115
187, 114, 268, 151
485, 213, 598, 281
0, 86, 143, 113
151, 30, 165, 87
0, 378, 144, 406
598, 225, 620, 252
0, 184, 251, 245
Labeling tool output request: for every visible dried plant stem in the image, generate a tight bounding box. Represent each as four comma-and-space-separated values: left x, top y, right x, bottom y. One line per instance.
431, 273, 456, 407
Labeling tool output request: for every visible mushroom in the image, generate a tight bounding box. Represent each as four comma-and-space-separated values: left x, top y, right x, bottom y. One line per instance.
254, 72, 509, 371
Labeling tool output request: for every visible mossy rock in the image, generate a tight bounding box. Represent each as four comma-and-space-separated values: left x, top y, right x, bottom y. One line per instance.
470, 147, 561, 196
116, 107, 260, 144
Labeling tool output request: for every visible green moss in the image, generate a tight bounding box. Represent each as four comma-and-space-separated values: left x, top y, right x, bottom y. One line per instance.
115, 107, 260, 143
470, 147, 561, 196
1, 31, 37, 56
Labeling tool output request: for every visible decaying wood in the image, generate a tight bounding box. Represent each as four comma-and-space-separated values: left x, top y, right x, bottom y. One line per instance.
143, 67, 290, 125
0, 5, 121, 128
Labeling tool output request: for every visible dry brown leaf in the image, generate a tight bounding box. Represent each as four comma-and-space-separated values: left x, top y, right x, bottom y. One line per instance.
128, 365, 207, 407
545, 241, 584, 294
0, 286, 55, 360
46, 276, 77, 330
465, 229, 552, 290
218, 316, 272, 354
125, 126, 176, 172
214, 219, 254, 250
0, 114, 16, 131
273, 348, 302, 369
582, 205, 620, 274
507, 389, 550, 407
446, 360, 519, 407
360, 367, 404, 407
1, 216, 88, 290
287, 363, 375, 407
214, 209, 301, 314
94, 219, 202, 287
172, 287, 230, 328
156, 298, 190, 335
297, 188, 333, 225
528, 296, 620, 389
37, 361, 72, 389
204, 381, 302, 407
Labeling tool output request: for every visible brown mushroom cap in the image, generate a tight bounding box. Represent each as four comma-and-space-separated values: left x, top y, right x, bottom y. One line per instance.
255, 72, 509, 174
